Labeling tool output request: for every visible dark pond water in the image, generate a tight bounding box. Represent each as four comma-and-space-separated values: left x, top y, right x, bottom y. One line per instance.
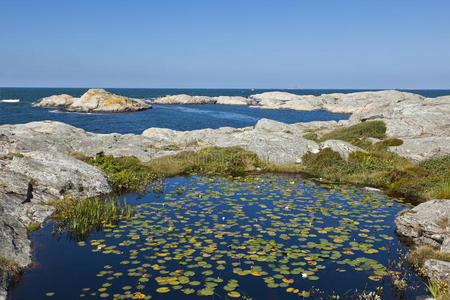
10, 176, 426, 299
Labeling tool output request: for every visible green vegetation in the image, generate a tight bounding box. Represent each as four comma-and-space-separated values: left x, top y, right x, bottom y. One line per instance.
26, 221, 41, 232
425, 279, 449, 300
51, 196, 134, 239
0, 256, 21, 276
72, 147, 264, 193
406, 246, 450, 299
303, 132, 318, 141
300, 146, 449, 201
406, 246, 450, 271
77, 153, 158, 193
294, 120, 449, 202
319, 121, 386, 142
146, 146, 263, 178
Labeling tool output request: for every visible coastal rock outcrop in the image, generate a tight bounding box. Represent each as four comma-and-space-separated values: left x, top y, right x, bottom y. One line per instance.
215, 96, 256, 105
153, 95, 256, 105
1, 89, 450, 297
153, 94, 216, 105
395, 199, 449, 250
249, 90, 450, 162
423, 259, 450, 285
395, 199, 450, 284
143, 118, 321, 164
35, 89, 151, 113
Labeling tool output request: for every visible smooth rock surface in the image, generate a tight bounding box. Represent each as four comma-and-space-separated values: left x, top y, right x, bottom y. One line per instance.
423, 259, 450, 285
35, 88, 151, 113
395, 199, 450, 250
215, 96, 256, 105
153, 94, 216, 105
250, 90, 450, 161
319, 140, 367, 160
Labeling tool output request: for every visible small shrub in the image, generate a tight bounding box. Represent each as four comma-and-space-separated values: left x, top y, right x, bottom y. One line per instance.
26, 222, 41, 232
319, 121, 387, 142
419, 155, 450, 178
380, 138, 404, 147
86, 154, 158, 193
303, 132, 318, 141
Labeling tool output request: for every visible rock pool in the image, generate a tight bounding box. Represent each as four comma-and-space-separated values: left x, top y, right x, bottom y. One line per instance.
11, 176, 426, 299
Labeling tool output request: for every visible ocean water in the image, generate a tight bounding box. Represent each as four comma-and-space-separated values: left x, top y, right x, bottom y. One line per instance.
1, 88, 448, 134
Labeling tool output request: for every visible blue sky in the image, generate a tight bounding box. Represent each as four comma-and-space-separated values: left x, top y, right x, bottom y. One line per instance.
0, 0, 449, 88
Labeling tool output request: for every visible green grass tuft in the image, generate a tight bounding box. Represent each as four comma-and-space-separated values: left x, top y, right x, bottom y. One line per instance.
146, 146, 264, 177
319, 121, 387, 143
51, 196, 134, 240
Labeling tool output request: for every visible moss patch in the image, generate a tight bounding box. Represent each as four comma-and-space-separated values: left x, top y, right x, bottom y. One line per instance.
26, 221, 41, 232
319, 121, 386, 143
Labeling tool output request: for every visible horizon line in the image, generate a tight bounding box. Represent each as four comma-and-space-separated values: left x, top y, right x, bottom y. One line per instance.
1, 86, 449, 90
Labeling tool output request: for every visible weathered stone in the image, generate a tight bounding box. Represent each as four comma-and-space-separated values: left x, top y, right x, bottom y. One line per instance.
249, 90, 450, 161
153, 94, 216, 105
34, 94, 74, 108
395, 199, 450, 250
423, 259, 450, 285
441, 237, 450, 253
35, 89, 151, 113
318, 140, 366, 160
215, 96, 256, 105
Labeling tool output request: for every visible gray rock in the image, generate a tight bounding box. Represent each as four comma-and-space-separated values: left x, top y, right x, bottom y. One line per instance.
153, 94, 216, 105
249, 90, 450, 161
318, 140, 366, 160
423, 259, 450, 285
35, 89, 151, 113
142, 119, 319, 165
441, 237, 450, 254
215, 96, 256, 105
395, 199, 450, 250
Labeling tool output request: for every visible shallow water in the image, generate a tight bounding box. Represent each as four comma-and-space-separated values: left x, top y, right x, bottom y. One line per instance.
11, 176, 426, 299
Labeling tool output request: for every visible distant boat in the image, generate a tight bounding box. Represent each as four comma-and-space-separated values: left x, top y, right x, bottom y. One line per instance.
1, 99, 20, 103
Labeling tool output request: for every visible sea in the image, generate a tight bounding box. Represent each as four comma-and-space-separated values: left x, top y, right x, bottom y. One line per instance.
1, 88, 449, 134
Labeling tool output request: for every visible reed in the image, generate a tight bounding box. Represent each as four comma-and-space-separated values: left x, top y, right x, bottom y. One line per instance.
52, 196, 134, 239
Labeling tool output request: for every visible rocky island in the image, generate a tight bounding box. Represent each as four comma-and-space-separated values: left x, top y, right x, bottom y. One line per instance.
35, 88, 151, 113
1, 90, 449, 299
153, 94, 256, 105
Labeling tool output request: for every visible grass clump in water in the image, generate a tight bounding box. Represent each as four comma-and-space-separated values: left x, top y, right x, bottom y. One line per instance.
319, 120, 387, 142
51, 196, 134, 240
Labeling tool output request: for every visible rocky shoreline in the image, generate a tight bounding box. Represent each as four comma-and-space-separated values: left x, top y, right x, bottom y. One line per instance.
35, 88, 151, 113
1, 90, 449, 298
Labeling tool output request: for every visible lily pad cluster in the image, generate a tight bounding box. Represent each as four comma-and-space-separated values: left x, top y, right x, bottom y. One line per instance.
67, 176, 406, 299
